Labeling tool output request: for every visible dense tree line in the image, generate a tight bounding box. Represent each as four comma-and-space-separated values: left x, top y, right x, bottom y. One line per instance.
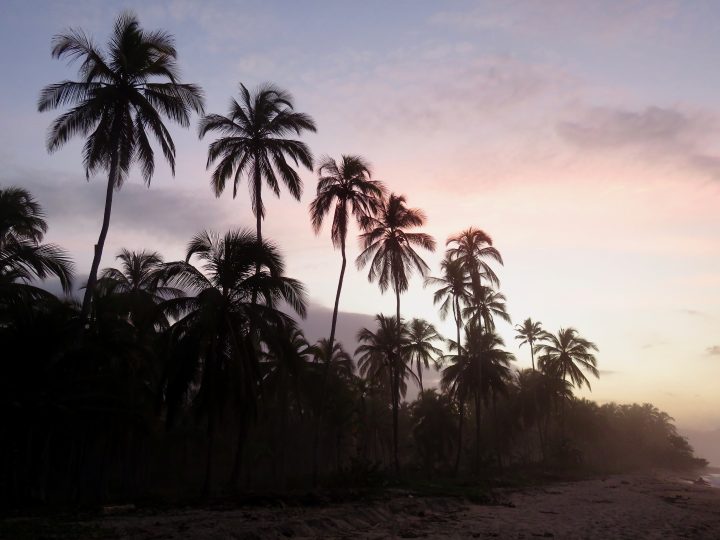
0, 13, 705, 505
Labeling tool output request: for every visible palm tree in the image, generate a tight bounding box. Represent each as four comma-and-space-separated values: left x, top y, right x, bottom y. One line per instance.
312, 338, 355, 381
308, 155, 385, 482
463, 285, 511, 332
537, 328, 599, 391
159, 228, 307, 493
446, 227, 502, 293
515, 368, 573, 460
38, 12, 205, 320
537, 328, 599, 438
514, 318, 546, 371
425, 255, 472, 377
356, 193, 435, 471
356, 314, 417, 472
309, 155, 385, 355
97, 249, 181, 331
199, 83, 316, 245
443, 326, 514, 472
403, 318, 444, 392
0, 187, 74, 305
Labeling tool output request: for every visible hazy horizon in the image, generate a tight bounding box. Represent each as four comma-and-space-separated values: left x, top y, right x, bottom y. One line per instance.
1, 0, 719, 433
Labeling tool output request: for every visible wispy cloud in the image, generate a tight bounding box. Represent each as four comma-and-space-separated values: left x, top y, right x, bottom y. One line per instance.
557, 105, 720, 180
706, 346, 720, 356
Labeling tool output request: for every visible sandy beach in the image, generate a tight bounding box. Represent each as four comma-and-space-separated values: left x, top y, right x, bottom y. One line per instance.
8, 472, 720, 539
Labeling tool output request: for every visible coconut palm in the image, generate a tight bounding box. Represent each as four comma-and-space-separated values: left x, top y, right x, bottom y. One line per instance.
312, 338, 355, 380
0, 187, 74, 306
463, 285, 511, 332
308, 155, 385, 481
356, 194, 435, 361
309, 155, 385, 354
97, 249, 181, 330
446, 227, 502, 293
199, 83, 316, 244
537, 328, 599, 391
514, 318, 546, 371
356, 314, 417, 472
356, 194, 435, 471
443, 325, 514, 472
538, 328, 599, 438
425, 255, 472, 374
159, 228, 307, 493
403, 318, 444, 392
38, 12, 205, 320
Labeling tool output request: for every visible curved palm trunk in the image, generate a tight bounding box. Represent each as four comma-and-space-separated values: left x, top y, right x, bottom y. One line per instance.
328, 239, 347, 352
416, 360, 424, 393
311, 242, 347, 485
80, 149, 119, 321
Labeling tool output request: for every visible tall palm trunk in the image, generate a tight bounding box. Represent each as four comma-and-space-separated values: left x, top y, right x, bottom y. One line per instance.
416, 361, 424, 393
81, 123, 121, 321
474, 389, 482, 472
232, 158, 263, 490
393, 285, 401, 474
204, 343, 217, 496
530, 341, 536, 371
312, 238, 348, 483
454, 398, 464, 474
254, 158, 263, 245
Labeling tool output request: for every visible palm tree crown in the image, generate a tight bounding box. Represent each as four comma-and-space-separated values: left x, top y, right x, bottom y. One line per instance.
446, 227, 502, 290
310, 155, 386, 248
199, 82, 316, 241
356, 193, 436, 294
537, 327, 599, 390
0, 187, 74, 301
404, 318, 444, 392
514, 317, 546, 371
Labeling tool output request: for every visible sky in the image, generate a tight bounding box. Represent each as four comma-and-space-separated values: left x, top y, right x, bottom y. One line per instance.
1, 0, 719, 432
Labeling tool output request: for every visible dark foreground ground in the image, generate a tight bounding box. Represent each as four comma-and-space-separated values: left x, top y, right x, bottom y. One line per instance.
3, 473, 720, 539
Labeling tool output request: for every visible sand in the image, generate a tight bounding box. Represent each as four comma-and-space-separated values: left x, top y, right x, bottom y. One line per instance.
9, 473, 720, 539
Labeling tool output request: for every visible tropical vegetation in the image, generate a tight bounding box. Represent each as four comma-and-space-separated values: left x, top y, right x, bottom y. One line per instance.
0, 12, 705, 505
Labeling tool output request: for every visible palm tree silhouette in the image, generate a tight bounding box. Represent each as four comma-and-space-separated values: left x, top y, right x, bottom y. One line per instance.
38, 12, 204, 320
0, 187, 74, 304
404, 318, 444, 392
463, 285, 511, 332
199, 83, 316, 245
538, 327, 599, 438
159, 228, 306, 493
446, 228, 502, 294
307, 155, 385, 482
514, 318, 546, 371
356, 193, 435, 471
97, 249, 181, 331
537, 328, 599, 390
426, 255, 472, 382
310, 155, 385, 355
356, 314, 417, 472
443, 325, 514, 472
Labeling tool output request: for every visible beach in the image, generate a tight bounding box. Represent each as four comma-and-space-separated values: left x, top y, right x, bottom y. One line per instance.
8, 472, 720, 539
